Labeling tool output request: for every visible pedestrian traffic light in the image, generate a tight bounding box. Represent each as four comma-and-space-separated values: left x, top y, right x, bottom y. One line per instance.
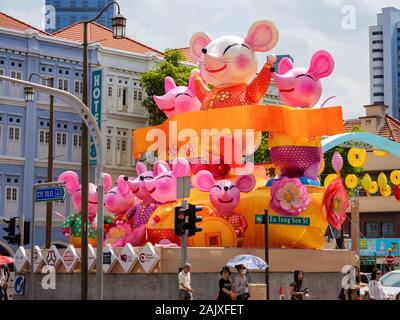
187, 204, 203, 237
174, 206, 188, 236
2, 217, 17, 244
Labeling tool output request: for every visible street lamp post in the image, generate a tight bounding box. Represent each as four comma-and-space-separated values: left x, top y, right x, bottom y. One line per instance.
80, 1, 126, 300
1, 75, 105, 300
24, 73, 54, 249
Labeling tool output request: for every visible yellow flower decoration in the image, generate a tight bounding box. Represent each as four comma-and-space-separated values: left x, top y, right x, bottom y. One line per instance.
348, 148, 367, 168
324, 174, 338, 187
380, 185, 392, 198
377, 172, 388, 190
345, 174, 358, 189
369, 181, 378, 194
390, 170, 400, 186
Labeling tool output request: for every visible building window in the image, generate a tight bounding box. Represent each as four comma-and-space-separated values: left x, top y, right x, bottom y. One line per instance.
372, 49, 383, 53
107, 138, 111, 150
365, 222, 379, 238
372, 31, 383, 36
372, 40, 383, 44
74, 80, 83, 94
108, 86, 113, 97
373, 75, 384, 79
138, 91, 143, 101
133, 90, 137, 100
382, 222, 394, 238
58, 78, 69, 91
7, 126, 21, 156
73, 134, 82, 147
374, 93, 384, 97
373, 58, 383, 62
5, 185, 19, 217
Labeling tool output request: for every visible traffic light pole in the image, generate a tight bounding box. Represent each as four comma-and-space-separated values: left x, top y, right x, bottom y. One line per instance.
264, 210, 269, 301
180, 200, 188, 266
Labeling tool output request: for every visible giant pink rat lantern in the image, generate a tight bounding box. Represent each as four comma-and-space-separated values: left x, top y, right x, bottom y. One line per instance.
273, 50, 335, 108
57, 170, 113, 247
104, 175, 137, 221
189, 20, 279, 109
193, 170, 256, 244
153, 71, 201, 118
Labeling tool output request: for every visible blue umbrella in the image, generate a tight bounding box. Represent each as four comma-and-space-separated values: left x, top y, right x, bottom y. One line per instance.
226, 254, 268, 270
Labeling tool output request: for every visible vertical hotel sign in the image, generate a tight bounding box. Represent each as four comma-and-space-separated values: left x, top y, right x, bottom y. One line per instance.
90, 68, 102, 165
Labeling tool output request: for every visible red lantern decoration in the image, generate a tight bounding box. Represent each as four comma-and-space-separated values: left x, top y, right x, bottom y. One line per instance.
394, 185, 400, 201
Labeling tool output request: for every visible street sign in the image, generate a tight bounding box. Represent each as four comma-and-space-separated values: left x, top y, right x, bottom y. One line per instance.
35, 185, 66, 202
255, 214, 266, 225
268, 215, 310, 226
386, 255, 395, 265
90, 68, 102, 166
361, 256, 375, 266
14, 275, 25, 296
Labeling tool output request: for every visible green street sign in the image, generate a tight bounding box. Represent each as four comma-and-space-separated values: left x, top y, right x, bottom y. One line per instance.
268, 215, 310, 226
255, 214, 265, 225
361, 256, 375, 266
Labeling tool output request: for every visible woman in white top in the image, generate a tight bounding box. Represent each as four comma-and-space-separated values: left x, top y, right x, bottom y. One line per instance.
368, 269, 388, 300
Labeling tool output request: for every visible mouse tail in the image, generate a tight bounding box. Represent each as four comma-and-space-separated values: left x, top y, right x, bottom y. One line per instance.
320, 96, 337, 108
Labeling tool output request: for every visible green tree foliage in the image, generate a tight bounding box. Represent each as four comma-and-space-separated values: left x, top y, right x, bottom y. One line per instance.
254, 132, 270, 164
141, 49, 195, 125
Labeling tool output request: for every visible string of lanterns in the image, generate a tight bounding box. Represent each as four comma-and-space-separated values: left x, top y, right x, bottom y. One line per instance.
323, 148, 400, 200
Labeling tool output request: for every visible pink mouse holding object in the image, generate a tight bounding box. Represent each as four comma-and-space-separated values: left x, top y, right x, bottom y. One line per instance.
153, 72, 201, 118
193, 170, 256, 239
143, 157, 190, 205
104, 175, 137, 218
273, 50, 335, 108
58, 171, 113, 239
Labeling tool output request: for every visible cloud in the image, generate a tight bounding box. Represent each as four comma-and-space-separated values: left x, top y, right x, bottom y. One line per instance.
1, 0, 400, 120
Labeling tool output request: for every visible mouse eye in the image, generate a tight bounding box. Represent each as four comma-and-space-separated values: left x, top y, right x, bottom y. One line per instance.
223, 43, 250, 55
295, 74, 315, 81
229, 185, 237, 190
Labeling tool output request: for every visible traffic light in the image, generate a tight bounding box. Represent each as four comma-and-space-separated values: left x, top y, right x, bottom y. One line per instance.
174, 206, 188, 236
187, 204, 203, 237
2, 217, 17, 244
14, 221, 30, 246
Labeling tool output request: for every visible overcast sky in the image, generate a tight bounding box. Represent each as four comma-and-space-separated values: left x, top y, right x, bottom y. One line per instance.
1, 0, 400, 119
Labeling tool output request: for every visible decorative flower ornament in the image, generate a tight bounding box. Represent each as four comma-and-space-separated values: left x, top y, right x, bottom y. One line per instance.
322, 177, 349, 230
270, 177, 311, 216
332, 152, 343, 173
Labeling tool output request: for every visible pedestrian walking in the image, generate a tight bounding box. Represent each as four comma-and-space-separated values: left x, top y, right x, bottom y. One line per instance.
234, 264, 250, 300
178, 263, 193, 300
289, 270, 309, 300
368, 269, 389, 300
217, 266, 233, 301
0, 264, 10, 301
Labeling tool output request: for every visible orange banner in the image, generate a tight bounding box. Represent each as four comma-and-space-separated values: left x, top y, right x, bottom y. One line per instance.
133, 105, 344, 157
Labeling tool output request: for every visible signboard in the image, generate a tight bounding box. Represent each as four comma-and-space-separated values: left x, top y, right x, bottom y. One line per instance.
118, 243, 138, 273
360, 256, 375, 266
268, 215, 310, 226
255, 214, 265, 225
350, 238, 400, 257
62, 245, 80, 273
14, 276, 25, 296
45, 245, 62, 269
90, 68, 102, 166
87, 244, 96, 272
14, 246, 29, 272
35, 185, 66, 202
138, 242, 160, 273
102, 244, 117, 273
32, 245, 44, 272
386, 255, 395, 265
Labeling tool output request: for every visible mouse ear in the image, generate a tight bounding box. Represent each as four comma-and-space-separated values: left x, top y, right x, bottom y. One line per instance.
193, 170, 216, 192
278, 57, 293, 75
103, 173, 113, 193
164, 76, 176, 93
245, 20, 279, 52
190, 32, 212, 60
235, 174, 256, 193
308, 50, 335, 80
136, 162, 147, 176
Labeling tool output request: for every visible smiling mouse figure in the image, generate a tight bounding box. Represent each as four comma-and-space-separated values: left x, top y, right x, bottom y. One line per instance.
153, 72, 201, 118
58, 170, 113, 247
194, 170, 256, 245
189, 20, 279, 109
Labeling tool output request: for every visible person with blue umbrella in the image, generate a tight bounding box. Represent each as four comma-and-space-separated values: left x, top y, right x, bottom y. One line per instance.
234, 264, 250, 300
